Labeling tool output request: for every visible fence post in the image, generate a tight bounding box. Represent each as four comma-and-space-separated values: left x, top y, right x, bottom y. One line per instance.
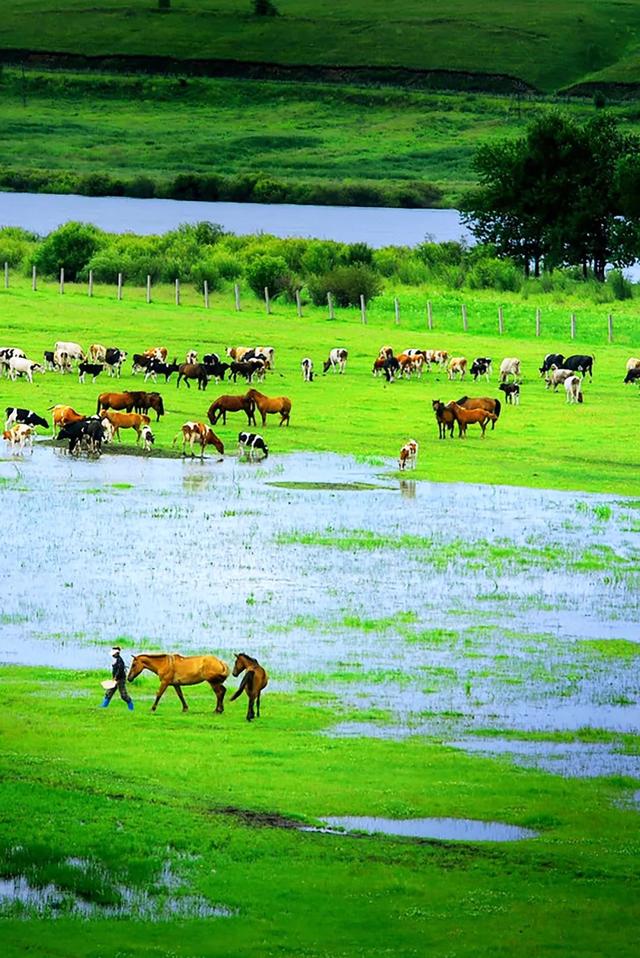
117, 273, 123, 301
498, 306, 504, 335
88, 269, 93, 297
535, 307, 541, 337
204, 280, 209, 309
59, 268, 64, 295
394, 297, 400, 326
461, 303, 468, 332
234, 283, 241, 311
360, 294, 367, 324
427, 300, 433, 330
607, 313, 613, 343
295, 289, 303, 318
32, 265, 37, 291
327, 291, 334, 320
264, 286, 271, 314
570, 313, 576, 340
3, 262, 8, 288
175, 279, 180, 306
146, 275, 151, 303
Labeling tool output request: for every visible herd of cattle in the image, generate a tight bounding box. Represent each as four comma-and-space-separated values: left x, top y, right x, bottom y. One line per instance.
1, 337, 637, 463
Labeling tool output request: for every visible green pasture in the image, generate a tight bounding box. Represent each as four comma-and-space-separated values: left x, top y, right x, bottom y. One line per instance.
2, 1, 640, 93
1, 276, 638, 495
0, 666, 638, 956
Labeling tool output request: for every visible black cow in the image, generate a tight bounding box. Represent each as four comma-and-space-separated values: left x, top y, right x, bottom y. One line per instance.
564, 354, 594, 378
5, 407, 49, 429
144, 358, 180, 383
58, 417, 106, 456
203, 352, 221, 366
383, 356, 400, 383
470, 357, 492, 381
131, 353, 153, 374
539, 353, 565, 376
230, 360, 265, 383
78, 362, 104, 384
238, 431, 269, 461
203, 361, 229, 382
624, 368, 640, 385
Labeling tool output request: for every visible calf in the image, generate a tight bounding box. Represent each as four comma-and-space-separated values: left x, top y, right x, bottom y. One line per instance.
564, 354, 594, 379
89, 343, 107, 363
230, 359, 265, 383
53, 349, 72, 374
139, 424, 155, 452
8, 357, 44, 383
398, 439, 418, 471
447, 357, 467, 380
564, 375, 583, 404
56, 419, 89, 455
43, 350, 58, 371
471, 357, 492, 381
3, 422, 34, 454
323, 348, 348, 374
539, 353, 565, 376
100, 410, 151, 441
144, 358, 180, 383
202, 361, 229, 383
132, 353, 153, 375
498, 382, 520, 405
545, 366, 574, 391
301, 358, 314, 382
238, 431, 269, 461
624, 367, 640, 385
203, 352, 220, 366
499, 357, 521, 382
5, 407, 49, 430
78, 361, 104, 384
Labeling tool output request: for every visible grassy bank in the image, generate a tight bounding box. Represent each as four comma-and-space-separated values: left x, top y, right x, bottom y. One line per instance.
1, 277, 639, 495
0, 665, 638, 956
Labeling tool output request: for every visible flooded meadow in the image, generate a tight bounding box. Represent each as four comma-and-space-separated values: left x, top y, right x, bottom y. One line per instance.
1, 445, 639, 780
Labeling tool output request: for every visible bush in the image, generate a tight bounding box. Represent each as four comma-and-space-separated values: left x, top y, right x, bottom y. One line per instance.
245, 254, 289, 297
344, 242, 374, 266
190, 257, 224, 293
307, 265, 382, 308
606, 269, 633, 301
466, 256, 522, 292
32, 222, 106, 280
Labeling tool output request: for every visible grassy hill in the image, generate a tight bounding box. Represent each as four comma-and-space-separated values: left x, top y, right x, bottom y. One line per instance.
2, 1, 640, 94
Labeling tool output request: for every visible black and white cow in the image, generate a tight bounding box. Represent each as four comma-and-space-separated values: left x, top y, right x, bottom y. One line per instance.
470, 357, 492, 381
144, 358, 180, 383
78, 362, 104, 384
0, 347, 26, 376
5, 407, 49, 430
564, 354, 594, 379
323, 348, 348, 374
238, 432, 269, 461
498, 382, 520, 405
104, 348, 127, 377
539, 353, 565, 376
624, 368, 640, 385
301, 358, 314, 381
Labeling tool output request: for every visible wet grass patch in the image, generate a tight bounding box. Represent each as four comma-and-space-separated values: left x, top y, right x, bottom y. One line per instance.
577, 639, 640, 659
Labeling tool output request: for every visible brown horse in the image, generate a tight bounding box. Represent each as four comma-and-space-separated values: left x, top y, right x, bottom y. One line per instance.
126, 391, 165, 420
432, 399, 455, 439
455, 396, 501, 430
127, 652, 230, 712
448, 401, 497, 438
97, 391, 135, 415
245, 389, 291, 427
230, 653, 268, 721
208, 394, 256, 426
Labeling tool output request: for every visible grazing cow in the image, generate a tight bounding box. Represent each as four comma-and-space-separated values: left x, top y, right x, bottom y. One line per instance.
397, 353, 425, 378
448, 401, 497, 438
56, 419, 104, 456
539, 353, 565, 376
432, 400, 456, 440
499, 357, 521, 382
301, 358, 314, 382
43, 350, 59, 371
230, 359, 266, 384
545, 367, 574, 391
89, 344, 107, 363
0, 347, 26, 376
564, 354, 594, 379
143, 346, 168, 362
564, 375, 583, 404
433, 350, 448, 368
238, 431, 269, 461
447, 357, 467, 380
202, 361, 229, 383
54, 341, 84, 363
624, 367, 640, 385
226, 346, 252, 363
323, 348, 348, 374
203, 352, 220, 366
208, 394, 256, 427
470, 357, 492, 381
78, 361, 104, 384
185, 350, 198, 365
455, 396, 501, 430
5, 407, 48, 430
104, 348, 127, 377
100, 410, 151, 441
48, 404, 86, 435
8, 357, 44, 383
144, 358, 180, 383
398, 439, 418, 471
173, 421, 224, 458
625, 357, 640, 373
498, 382, 520, 405
3, 422, 34, 454
177, 363, 210, 390
139, 424, 155, 452
379, 345, 394, 360
245, 389, 291, 427
53, 349, 72, 374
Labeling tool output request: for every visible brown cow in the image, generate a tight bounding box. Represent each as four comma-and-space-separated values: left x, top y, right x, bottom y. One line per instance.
144, 346, 168, 361
48, 404, 86, 435
173, 421, 224, 458
100, 410, 151, 441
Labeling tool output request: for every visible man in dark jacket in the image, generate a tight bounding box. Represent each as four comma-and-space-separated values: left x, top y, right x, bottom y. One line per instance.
100, 646, 134, 710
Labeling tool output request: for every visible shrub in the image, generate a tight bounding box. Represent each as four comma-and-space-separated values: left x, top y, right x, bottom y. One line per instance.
606, 269, 633, 301
190, 257, 224, 293
245, 254, 289, 297
301, 240, 345, 276
32, 222, 106, 280
344, 242, 374, 266
307, 265, 382, 308
466, 256, 522, 292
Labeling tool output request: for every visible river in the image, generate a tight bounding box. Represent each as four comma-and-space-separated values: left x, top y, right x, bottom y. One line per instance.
0, 191, 471, 247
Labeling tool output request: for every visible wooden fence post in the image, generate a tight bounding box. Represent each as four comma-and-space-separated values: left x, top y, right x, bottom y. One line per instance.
360, 294, 367, 324
607, 313, 613, 343
88, 269, 93, 297
3, 262, 8, 289
175, 279, 180, 306
427, 300, 433, 330
461, 303, 468, 332
117, 273, 123, 301
327, 291, 334, 319
295, 289, 302, 318
264, 286, 271, 314
59, 268, 64, 295
535, 308, 541, 337
570, 313, 576, 339
394, 297, 400, 325
498, 306, 504, 335
234, 283, 241, 311
146, 275, 151, 303
204, 280, 209, 309
32, 265, 37, 291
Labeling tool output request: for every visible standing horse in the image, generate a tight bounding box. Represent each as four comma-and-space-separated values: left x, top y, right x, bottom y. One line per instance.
127, 653, 230, 713
230, 653, 268, 721
432, 399, 455, 439
455, 396, 501, 430
448, 401, 497, 438
245, 389, 291, 426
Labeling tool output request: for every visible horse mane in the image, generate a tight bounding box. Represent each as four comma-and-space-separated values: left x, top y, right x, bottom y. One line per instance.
238, 652, 259, 666
456, 396, 468, 404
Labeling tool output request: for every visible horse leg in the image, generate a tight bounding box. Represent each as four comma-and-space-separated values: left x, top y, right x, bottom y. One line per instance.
173, 685, 189, 712
247, 695, 255, 721
256, 691, 261, 718
151, 680, 171, 711
209, 680, 226, 714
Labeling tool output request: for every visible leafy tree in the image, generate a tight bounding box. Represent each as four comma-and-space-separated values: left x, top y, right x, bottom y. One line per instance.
245, 254, 288, 297
32, 222, 105, 280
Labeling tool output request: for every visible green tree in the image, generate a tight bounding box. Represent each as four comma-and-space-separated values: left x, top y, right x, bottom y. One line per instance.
32, 222, 105, 280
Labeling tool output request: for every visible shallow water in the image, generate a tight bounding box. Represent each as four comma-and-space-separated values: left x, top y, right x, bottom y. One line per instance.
308, 816, 538, 842
1, 446, 638, 777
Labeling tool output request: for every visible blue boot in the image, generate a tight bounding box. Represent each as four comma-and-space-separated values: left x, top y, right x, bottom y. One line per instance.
100, 696, 110, 708
127, 700, 134, 711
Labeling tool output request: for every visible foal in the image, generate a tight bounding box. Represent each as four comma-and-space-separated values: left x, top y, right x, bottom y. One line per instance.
230, 653, 269, 721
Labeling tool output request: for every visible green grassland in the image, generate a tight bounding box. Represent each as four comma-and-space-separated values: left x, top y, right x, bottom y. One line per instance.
0, 666, 638, 956
5, 70, 640, 206
1, 276, 639, 495
2, 1, 640, 93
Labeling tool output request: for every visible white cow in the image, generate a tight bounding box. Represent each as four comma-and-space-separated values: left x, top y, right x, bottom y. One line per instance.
499, 357, 521, 382
8, 357, 44, 383
54, 341, 85, 363
0, 347, 26, 376
564, 375, 583, 404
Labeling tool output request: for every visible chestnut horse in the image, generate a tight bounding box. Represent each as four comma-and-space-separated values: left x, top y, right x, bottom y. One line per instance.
96, 391, 135, 415
127, 652, 230, 712
455, 396, 501, 430
245, 389, 291, 427
230, 653, 268, 721
208, 394, 256, 426
432, 399, 455, 439
448, 401, 497, 438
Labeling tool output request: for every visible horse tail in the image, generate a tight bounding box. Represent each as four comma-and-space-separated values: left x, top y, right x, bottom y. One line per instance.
493, 398, 501, 419
230, 671, 253, 701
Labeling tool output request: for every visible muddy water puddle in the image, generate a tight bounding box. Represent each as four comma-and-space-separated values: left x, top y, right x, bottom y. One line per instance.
1, 446, 638, 779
